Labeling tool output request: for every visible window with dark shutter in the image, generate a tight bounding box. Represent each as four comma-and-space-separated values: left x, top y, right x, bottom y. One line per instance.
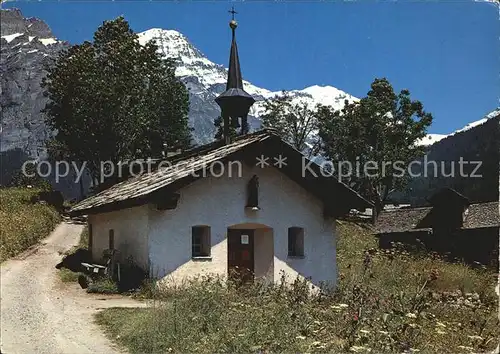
288, 227, 304, 257
246, 175, 260, 210
88, 224, 93, 251
108, 229, 115, 250
192, 226, 211, 257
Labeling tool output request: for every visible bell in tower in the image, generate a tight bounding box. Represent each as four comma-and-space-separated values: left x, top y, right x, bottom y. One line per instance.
215, 8, 255, 144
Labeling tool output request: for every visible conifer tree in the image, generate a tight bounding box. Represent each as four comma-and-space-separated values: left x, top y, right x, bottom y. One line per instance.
213, 115, 237, 141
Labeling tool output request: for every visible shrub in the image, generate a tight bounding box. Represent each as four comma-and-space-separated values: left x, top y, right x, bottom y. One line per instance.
116, 257, 148, 292
59, 268, 84, 283
8, 163, 52, 191
0, 187, 60, 262
87, 277, 119, 294
79, 227, 89, 249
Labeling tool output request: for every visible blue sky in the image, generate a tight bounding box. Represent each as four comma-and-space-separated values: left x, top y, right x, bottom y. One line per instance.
4, 1, 499, 134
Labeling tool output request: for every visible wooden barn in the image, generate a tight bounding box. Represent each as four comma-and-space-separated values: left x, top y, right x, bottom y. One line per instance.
375, 188, 499, 268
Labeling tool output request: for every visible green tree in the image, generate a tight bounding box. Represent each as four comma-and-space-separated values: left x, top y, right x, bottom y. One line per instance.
9, 163, 52, 191
261, 91, 317, 153
42, 17, 192, 181
316, 78, 433, 214
213, 115, 237, 141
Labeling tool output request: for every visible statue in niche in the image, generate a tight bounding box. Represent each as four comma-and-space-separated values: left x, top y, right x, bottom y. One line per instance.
246, 175, 259, 210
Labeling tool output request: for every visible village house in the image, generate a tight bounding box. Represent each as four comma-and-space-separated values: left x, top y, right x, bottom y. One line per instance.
375, 187, 499, 269
70, 17, 371, 288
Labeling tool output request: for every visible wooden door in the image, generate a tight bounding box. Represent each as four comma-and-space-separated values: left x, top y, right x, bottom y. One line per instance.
227, 229, 255, 283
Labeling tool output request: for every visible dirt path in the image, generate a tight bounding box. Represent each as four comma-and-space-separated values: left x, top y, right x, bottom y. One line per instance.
1, 221, 147, 354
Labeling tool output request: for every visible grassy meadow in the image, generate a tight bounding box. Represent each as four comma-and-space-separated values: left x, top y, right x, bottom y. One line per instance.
0, 188, 61, 262
95, 221, 499, 353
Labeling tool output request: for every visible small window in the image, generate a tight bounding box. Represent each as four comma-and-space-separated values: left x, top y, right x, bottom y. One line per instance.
88, 224, 93, 251
246, 175, 259, 209
288, 227, 304, 257
192, 226, 211, 257
108, 229, 115, 250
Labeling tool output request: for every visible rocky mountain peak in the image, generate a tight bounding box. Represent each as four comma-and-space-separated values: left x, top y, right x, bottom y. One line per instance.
137, 28, 270, 98
1, 8, 68, 159
1, 8, 54, 38
135, 27, 358, 142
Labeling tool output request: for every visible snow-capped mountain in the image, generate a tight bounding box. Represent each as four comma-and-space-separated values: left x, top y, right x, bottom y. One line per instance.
392, 109, 499, 206
0, 8, 358, 194
0, 11, 358, 160
1, 8, 497, 203
137, 28, 270, 98
416, 134, 448, 146
416, 108, 500, 147
136, 28, 358, 144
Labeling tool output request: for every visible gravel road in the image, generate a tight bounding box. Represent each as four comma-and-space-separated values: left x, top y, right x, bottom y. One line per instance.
1, 221, 146, 354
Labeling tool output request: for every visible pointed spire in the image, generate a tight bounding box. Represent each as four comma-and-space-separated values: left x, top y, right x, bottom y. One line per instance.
215, 7, 255, 143
227, 7, 243, 90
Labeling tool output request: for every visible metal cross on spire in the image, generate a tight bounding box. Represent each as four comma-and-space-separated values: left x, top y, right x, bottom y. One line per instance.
228, 6, 238, 20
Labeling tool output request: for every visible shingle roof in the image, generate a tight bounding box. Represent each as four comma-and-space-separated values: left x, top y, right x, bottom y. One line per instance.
463, 201, 500, 229
71, 130, 269, 214
375, 207, 432, 233
376, 201, 499, 234
70, 129, 372, 215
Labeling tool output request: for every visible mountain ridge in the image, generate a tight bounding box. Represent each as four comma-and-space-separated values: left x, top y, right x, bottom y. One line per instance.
136, 27, 359, 145
416, 108, 500, 146
1, 8, 494, 155
1, 8, 498, 203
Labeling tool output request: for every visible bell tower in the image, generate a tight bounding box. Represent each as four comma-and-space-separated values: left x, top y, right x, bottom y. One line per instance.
215, 7, 255, 144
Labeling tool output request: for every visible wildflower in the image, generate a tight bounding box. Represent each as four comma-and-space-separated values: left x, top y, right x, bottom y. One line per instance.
353, 314, 359, 321
331, 304, 348, 310
311, 341, 327, 350
464, 299, 474, 307
467, 335, 483, 341
405, 313, 417, 319
458, 346, 474, 351
429, 269, 439, 281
